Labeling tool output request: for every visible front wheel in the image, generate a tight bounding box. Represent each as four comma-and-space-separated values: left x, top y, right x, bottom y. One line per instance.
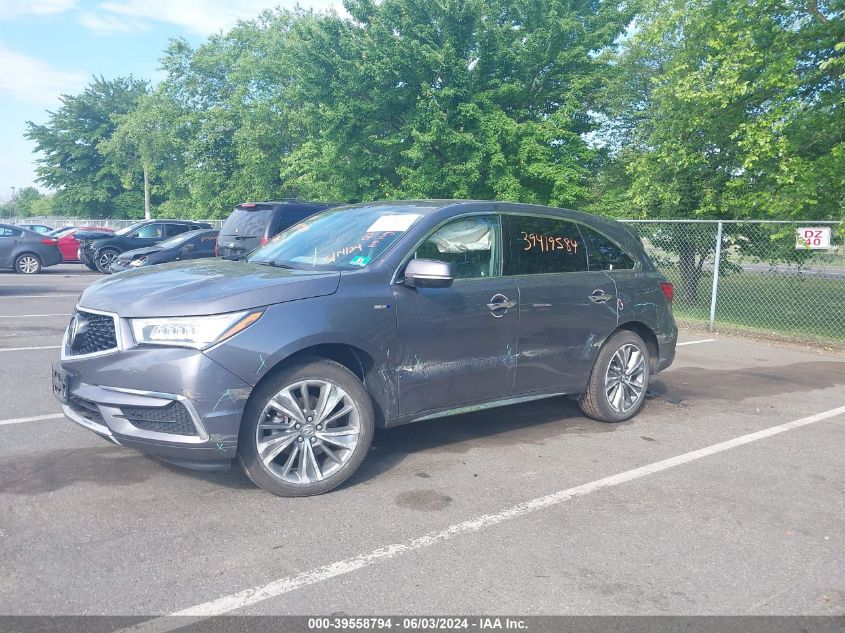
238, 358, 375, 497
579, 330, 650, 423
14, 253, 42, 274
95, 249, 119, 273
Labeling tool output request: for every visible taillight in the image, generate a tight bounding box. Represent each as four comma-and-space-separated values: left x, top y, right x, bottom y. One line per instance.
41, 238, 58, 245
259, 236, 269, 246
660, 282, 674, 303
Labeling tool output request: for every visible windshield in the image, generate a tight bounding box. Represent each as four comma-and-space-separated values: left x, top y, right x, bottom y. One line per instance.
248, 205, 424, 271
116, 222, 144, 236
156, 232, 197, 248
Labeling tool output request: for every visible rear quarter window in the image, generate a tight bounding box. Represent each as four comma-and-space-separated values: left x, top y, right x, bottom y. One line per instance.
578, 225, 637, 271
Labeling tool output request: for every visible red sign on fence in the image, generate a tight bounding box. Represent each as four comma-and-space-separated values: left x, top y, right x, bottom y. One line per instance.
795, 227, 831, 250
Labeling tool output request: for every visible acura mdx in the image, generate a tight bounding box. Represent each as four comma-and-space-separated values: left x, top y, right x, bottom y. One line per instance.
53, 201, 677, 496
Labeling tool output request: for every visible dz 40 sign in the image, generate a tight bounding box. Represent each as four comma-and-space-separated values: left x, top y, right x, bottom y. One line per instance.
795, 227, 831, 250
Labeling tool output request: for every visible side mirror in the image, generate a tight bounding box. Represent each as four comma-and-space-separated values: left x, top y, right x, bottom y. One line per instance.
402, 258, 454, 289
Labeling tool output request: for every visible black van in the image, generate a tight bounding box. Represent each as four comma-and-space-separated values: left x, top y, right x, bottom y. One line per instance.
217, 200, 335, 259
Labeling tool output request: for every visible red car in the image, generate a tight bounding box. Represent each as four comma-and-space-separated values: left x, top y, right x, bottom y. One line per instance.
52, 227, 114, 262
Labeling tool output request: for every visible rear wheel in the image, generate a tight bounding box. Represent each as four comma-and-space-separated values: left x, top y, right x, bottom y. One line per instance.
95, 249, 120, 273
579, 330, 650, 423
14, 253, 42, 274
238, 358, 375, 497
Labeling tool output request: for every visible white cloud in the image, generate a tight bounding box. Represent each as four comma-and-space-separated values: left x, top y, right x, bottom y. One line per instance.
97, 0, 344, 36
0, 0, 77, 19
77, 10, 143, 34
0, 42, 86, 105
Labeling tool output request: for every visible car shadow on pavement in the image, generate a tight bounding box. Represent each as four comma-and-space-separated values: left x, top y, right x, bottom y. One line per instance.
650, 360, 845, 405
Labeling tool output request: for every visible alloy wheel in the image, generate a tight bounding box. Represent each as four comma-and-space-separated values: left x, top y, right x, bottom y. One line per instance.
255, 379, 361, 484
17, 256, 40, 274
97, 251, 118, 272
604, 343, 646, 413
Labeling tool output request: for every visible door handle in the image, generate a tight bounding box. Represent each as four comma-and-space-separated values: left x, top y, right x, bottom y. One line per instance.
487, 294, 517, 316
589, 289, 612, 303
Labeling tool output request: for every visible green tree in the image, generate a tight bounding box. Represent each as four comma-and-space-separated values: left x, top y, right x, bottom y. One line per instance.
278, 0, 634, 204
25, 76, 149, 218
598, 0, 845, 300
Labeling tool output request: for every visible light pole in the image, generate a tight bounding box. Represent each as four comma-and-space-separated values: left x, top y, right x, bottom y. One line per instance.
9, 186, 14, 221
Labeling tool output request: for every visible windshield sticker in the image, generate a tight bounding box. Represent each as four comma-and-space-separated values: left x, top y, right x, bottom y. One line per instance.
349, 255, 371, 267
366, 214, 420, 233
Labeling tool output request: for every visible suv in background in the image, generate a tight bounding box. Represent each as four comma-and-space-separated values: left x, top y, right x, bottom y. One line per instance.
217, 200, 335, 259
79, 220, 212, 273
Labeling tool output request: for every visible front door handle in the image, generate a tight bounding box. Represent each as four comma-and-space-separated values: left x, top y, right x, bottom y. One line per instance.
589, 289, 612, 303
488, 294, 517, 317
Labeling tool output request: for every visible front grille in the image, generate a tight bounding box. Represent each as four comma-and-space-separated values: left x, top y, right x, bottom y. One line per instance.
68, 309, 117, 356
119, 402, 197, 436
68, 394, 105, 426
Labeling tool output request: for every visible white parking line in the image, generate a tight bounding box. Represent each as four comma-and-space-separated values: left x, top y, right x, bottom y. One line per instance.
0, 294, 78, 299
0, 345, 60, 352
677, 338, 716, 346
0, 413, 64, 427
0, 313, 71, 318
122, 404, 845, 631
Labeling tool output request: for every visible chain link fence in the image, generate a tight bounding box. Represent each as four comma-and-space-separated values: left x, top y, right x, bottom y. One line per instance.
623, 220, 845, 346
14, 217, 226, 230
11, 216, 845, 345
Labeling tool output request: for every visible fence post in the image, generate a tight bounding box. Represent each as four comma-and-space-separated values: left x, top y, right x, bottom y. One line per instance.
708, 221, 724, 333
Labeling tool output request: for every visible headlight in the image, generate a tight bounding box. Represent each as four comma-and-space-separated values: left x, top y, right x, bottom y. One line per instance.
129, 257, 146, 267
130, 310, 263, 349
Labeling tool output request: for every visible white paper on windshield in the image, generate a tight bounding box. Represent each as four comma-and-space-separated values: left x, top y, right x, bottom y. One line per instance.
366, 214, 420, 233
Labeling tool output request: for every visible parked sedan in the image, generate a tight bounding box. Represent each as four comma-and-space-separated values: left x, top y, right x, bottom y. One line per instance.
110, 229, 219, 272
0, 223, 62, 273
53, 201, 677, 497
51, 227, 114, 262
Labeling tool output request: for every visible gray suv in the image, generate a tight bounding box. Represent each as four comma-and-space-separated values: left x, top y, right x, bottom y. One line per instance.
52, 201, 677, 496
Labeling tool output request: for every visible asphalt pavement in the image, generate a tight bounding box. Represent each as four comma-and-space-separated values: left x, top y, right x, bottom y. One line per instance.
1, 264, 843, 618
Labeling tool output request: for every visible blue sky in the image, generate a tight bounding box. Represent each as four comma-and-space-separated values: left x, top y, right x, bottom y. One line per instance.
0, 0, 341, 201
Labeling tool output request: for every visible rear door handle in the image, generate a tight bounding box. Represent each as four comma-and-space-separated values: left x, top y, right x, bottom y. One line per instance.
589, 289, 612, 303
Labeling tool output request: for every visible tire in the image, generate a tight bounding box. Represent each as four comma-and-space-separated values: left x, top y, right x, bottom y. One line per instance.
95, 249, 120, 274
238, 358, 375, 497
579, 330, 650, 423
14, 253, 42, 274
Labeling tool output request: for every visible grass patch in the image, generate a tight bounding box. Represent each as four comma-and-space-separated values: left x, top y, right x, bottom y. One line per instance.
659, 269, 845, 343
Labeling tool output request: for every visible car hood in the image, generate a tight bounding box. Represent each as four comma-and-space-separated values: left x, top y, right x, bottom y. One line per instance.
79, 259, 341, 317
116, 246, 164, 260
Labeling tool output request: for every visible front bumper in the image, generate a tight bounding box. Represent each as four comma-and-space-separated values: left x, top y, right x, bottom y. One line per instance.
56, 340, 253, 469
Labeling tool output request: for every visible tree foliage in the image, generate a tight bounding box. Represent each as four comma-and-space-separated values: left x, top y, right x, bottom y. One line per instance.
21, 0, 844, 227
25, 76, 149, 218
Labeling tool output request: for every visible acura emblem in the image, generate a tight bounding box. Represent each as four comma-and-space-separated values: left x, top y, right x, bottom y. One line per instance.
68, 314, 81, 346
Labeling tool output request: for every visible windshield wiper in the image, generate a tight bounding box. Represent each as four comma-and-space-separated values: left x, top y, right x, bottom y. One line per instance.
251, 260, 296, 270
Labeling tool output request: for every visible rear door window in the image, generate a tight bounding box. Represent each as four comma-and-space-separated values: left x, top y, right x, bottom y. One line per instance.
503, 215, 588, 275
165, 224, 193, 237
579, 225, 637, 271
